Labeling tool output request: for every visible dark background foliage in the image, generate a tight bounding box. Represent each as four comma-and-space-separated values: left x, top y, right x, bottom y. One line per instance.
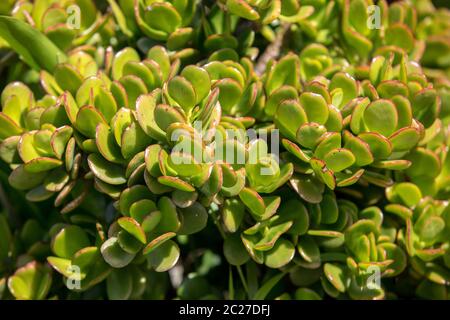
432, 0, 450, 8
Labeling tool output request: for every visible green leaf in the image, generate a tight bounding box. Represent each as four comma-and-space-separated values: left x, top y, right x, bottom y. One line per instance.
405, 148, 441, 179
118, 217, 147, 244
358, 132, 392, 160
252, 271, 286, 300
144, 2, 181, 36
177, 202, 208, 235
0, 16, 67, 71
222, 198, 245, 233
298, 235, 321, 264
147, 46, 170, 81
264, 238, 295, 269
214, 78, 243, 113
363, 100, 398, 137
344, 132, 374, 166
129, 198, 157, 223
290, 174, 324, 204
389, 127, 420, 152
296, 123, 327, 149
239, 188, 265, 217
300, 92, 329, 125
76, 106, 107, 139
112, 47, 140, 81
154, 104, 186, 132
266, 53, 299, 95
119, 75, 148, 108
0, 113, 23, 140
119, 185, 154, 216
323, 263, 347, 293
275, 100, 307, 142
47, 256, 76, 278
7, 261, 52, 300
265, 86, 298, 117
107, 269, 133, 300
385, 23, 414, 52
96, 123, 124, 164
101, 237, 135, 268
155, 196, 181, 233
51, 225, 90, 259
226, 0, 260, 21
54, 64, 83, 96
136, 91, 166, 142
323, 148, 355, 172
9, 164, 46, 190
224, 234, 250, 266
120, 121, 152, 159
87, 153, 127, 185
171, 190, 198, 208
117, 230, 143, 254
24, 157, 63, 173
142, 231, 175, 255
72, 247, 99, 270
181, 66, 211, 104
147, 239, 180, 272
255, 221, 292, 251
51, 126, 73, 159
295, 288, 322, 300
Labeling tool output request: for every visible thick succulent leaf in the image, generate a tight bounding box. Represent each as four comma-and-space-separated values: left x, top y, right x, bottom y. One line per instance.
222, 198, 245, 233
290, 174, 324, 204
323, 263, 347, 293
323, 148, 355, 172
300, 92, 329, 125
9, 165, 46, 191
298, 236, 321, 264
101, 237, 135, 268
296, 123, 327, 150
7, 261, 52, 300
155, 197, 181, 233
154, 104, 186, 132
264, 238, 295, 269
177, 202, 208, 235
275, 100, 307, 141
106, 269, 133, 300
76, 106, 107, 138
0, 113, 23, 140
226, 0, 259, 21
136, 91, 166, 142
265, 54, 299, 95
224, 234, 250, 266
118, 217, 147, 244
147, 239, 180, 272
112, 47, 140, 81
181, 66, 211, 104
51, 225, 90, 259
87, 154, 127, 185
363, 100, 398, 137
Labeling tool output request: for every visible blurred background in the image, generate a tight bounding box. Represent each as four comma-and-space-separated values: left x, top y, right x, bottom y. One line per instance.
433, 0, 450, 8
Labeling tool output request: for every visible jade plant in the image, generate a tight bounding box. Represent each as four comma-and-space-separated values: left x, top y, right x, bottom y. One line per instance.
0, 0, 449, 301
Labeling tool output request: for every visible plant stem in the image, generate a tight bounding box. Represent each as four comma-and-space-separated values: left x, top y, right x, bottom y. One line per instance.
236, 265, 249, 296
255, 23, 291, 76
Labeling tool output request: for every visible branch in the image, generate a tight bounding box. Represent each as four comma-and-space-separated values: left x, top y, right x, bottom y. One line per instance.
255, 23, 291, 76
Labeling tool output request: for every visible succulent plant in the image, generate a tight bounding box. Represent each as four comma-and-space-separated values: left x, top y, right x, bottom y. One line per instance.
5, 0, 111, 50
221, 0, 305, 25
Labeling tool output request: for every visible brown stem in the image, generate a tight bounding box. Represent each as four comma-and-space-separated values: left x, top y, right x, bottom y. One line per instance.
255, 23, 291, 76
